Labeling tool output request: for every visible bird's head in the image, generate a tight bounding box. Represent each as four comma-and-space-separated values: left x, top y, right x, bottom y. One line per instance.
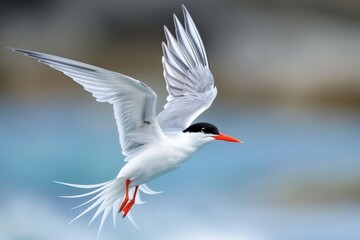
183, 122, 242, 144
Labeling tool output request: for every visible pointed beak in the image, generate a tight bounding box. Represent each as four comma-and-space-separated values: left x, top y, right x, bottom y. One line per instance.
213, 133, 243, 143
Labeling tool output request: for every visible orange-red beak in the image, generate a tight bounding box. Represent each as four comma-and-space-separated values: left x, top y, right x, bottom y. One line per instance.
213, 133, 243, 143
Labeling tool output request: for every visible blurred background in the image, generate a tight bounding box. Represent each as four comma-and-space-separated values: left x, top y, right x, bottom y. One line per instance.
1, 0, 360, 239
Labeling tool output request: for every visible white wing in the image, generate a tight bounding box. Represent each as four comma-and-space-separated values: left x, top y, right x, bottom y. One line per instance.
10, 48, 165, 157
157, 5, 217, 132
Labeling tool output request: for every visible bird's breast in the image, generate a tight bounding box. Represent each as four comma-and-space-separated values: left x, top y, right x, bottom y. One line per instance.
118, 137, 197, 184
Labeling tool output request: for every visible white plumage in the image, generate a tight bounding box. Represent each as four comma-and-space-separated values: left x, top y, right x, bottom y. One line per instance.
158, 6, 217, 132
9, 4, 241, 240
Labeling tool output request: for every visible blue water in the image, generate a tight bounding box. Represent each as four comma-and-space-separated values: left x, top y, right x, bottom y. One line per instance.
1, 100, 359, 239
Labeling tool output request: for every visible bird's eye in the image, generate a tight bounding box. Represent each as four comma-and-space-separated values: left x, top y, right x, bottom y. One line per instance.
201, 127, 205, 133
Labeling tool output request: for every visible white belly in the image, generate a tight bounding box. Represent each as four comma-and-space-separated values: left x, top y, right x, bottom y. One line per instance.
117, 137, 197, 186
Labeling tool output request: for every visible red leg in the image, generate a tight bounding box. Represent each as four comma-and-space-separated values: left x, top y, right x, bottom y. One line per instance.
122, 185, 139, 218
118, 179, 131, 213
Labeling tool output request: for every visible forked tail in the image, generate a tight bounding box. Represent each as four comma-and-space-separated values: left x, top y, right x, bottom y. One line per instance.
54, 178, 162, 239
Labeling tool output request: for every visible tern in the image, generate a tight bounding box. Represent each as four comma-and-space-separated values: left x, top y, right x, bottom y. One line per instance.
9, 5, 241, 238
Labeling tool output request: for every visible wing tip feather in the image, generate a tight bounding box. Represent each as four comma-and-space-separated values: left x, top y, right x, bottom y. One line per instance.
181, 4, 189, 16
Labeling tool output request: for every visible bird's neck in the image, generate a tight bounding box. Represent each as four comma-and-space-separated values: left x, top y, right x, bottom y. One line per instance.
175, 132, 213, 152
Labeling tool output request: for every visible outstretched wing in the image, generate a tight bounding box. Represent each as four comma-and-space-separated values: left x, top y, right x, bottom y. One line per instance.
10, 48, 165, 157
157, 5, 217, 133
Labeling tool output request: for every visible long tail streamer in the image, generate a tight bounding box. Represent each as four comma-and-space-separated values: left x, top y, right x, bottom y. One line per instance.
54, 179, 162, 239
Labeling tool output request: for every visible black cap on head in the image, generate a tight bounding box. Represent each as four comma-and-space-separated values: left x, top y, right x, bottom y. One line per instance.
183, 122, 220, 135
